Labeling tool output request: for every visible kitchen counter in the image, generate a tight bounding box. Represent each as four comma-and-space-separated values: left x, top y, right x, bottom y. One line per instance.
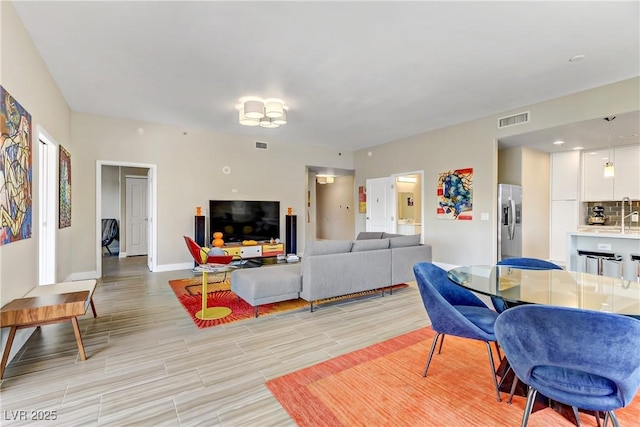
567, 229, 640, 281
572, 227, 640, 239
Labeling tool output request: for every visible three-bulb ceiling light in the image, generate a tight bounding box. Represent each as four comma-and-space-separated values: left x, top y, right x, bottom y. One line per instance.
239, 98, 287, 128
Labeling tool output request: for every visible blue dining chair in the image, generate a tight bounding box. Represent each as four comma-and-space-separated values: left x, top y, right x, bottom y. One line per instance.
492, 257, 562, 312
495, 305, 640, 427
413, 262, 502, 401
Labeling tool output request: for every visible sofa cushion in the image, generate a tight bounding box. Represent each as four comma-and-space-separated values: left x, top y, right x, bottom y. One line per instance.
351, 238, 390, 252
356, 232, 384, 240
306, 240, 353, 256
389, 234, 421, 248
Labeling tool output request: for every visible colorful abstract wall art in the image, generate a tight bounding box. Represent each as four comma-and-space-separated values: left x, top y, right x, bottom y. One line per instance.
0, 86, 33, 245
59, 145, 71, 228
437, 168, 473, 220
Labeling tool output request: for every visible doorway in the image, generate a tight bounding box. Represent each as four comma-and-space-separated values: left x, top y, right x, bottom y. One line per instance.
37, 127, 57, 285
365, 171, 424, 239
393, 172, 423, 238
96, 161, 157, 278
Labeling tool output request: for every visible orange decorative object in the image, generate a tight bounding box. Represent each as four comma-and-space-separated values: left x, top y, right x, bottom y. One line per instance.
287, 207, 293, 215
196, 206, 202, 216
212, 232, 224, 247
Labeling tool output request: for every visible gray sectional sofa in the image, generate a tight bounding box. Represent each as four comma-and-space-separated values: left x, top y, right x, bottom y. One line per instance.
231, 232, 432, 314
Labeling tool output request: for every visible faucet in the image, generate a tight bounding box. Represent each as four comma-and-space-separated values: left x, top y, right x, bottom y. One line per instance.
620, 196, 638, 234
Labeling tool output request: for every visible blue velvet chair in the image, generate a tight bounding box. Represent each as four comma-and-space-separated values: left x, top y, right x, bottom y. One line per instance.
495, 305, 640, 427
413, 262, 502, 401
492, 257, 562, 312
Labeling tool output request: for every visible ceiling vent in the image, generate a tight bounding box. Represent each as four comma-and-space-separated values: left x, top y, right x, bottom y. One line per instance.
255, 141, 268, 150
498, 111, 530, 129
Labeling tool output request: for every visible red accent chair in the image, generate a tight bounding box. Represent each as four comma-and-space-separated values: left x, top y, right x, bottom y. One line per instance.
183, 236, 233, 265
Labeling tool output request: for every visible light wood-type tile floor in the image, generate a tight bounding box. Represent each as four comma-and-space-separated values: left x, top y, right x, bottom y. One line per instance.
0, 255, 429, 426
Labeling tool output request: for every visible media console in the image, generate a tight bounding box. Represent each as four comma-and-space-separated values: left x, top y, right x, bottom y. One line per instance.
222, 242, 285, 259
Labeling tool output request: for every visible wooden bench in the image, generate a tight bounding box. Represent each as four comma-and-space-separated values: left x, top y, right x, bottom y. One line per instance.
0, 280, 97, 379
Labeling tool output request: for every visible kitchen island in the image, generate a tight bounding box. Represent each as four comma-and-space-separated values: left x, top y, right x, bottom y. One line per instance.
567, 227, 640, 282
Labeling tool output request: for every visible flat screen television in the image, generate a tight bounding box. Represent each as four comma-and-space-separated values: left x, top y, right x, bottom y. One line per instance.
209, 200, 280, 243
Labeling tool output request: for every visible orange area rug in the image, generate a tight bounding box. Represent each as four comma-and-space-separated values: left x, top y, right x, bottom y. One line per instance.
266, 327, 640, 427
169, 276, 408, 329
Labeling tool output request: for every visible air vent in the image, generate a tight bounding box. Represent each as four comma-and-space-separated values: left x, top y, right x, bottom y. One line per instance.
498, 111, 530, 128
255, 141, 268, 150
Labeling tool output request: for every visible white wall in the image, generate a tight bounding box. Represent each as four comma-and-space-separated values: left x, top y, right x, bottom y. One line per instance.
316, 175, 355, 240
101, 166, 120, 218
101, 165, 120, 253
521, 147, 550, 259
0, 1, 72, 361
70, 113, 354, 275
354, 78, 640, 266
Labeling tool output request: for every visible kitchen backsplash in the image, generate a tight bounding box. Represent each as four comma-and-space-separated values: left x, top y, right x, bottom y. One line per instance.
585, 200, 640, 226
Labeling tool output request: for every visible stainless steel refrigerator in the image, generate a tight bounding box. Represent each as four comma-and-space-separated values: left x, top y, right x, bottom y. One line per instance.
498, 184, 522, 261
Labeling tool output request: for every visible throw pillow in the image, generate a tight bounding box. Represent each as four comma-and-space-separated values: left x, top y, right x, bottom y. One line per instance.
306, 240, 353, 256
389, 234, 421, 248
356, 232, 384, 240
351, 238, 390, 252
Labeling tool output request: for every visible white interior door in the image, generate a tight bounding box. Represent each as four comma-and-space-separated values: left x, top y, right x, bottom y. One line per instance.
38, 131, 57, 285
126, 176, 148, 256
366, 177, 395, 233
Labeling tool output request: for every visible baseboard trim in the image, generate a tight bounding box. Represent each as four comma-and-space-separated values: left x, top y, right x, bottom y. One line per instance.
65, 271, 99, 281
154, 262, 192, 272
119, 252, 127, 259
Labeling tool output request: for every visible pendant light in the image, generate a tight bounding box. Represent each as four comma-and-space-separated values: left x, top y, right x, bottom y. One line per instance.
603, 116, 616, 178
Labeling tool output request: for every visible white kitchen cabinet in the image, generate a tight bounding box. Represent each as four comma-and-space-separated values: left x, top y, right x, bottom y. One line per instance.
582, 149, 615, 201
613, 145, 640, 200
549, 200, 578, 264
583, 145, 640, 201
551, 151, 580, 200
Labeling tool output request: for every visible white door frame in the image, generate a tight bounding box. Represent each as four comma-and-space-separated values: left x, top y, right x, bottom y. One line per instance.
96, 161, 157, 277
37, 126, 57, 285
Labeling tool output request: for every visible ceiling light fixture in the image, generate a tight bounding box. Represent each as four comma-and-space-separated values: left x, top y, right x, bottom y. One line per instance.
239, 98, 287, 128
316, 175, 335, 184
553, 140, 565, 145
397, 176, 417, 183
603, 116, 616, 178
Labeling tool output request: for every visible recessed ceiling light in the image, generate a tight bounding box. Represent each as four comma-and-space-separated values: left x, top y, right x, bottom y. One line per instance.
553, 140, 565, 145
573, 146, 583, 150
619, 133, 639, 139
569, 54, 586, 62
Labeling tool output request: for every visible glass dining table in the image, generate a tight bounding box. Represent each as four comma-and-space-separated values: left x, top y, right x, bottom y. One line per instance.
447, 265, 640, 316
447, 265, 640, 424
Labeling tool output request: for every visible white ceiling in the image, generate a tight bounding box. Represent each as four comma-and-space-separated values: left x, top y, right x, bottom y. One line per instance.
12, 1, 640, 152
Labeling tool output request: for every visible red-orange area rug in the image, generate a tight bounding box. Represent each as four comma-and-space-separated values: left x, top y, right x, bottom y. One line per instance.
169, 276, 408, 329
169, 275, 306, 328
266, 327, 640, 427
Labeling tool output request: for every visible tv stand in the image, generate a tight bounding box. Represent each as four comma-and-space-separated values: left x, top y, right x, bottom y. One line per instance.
222, 242, 284, 259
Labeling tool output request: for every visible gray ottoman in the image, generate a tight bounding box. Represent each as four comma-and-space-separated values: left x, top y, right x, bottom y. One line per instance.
231, 263, 302, 317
